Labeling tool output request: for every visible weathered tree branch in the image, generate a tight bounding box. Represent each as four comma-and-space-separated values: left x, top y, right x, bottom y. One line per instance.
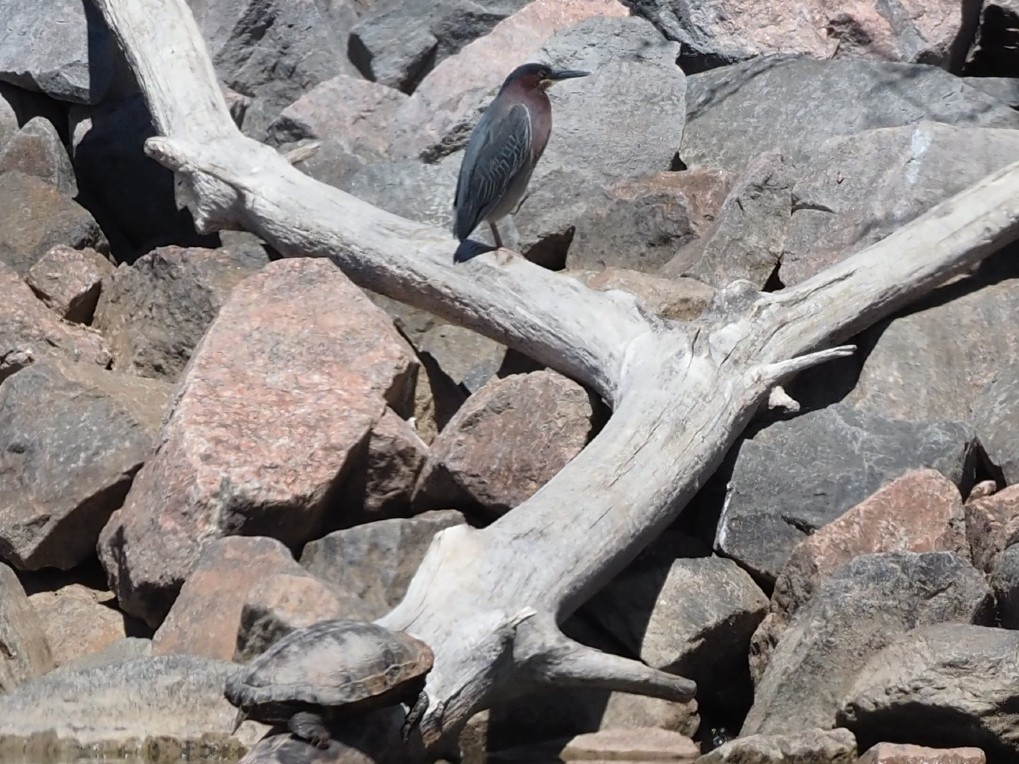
95, 0, 1019, 760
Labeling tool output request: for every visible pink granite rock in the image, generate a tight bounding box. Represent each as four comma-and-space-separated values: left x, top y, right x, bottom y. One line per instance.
26, 245, 114, 324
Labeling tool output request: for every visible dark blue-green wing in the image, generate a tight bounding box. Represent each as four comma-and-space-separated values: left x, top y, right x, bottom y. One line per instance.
453, 102, 532, 241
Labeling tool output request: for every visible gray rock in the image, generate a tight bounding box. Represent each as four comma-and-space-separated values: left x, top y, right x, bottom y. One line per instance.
0, 117, 77, 196
189, 0, 361, 139
0, 360, 170, 570
28, 583, 136, 669
70, 96, 217, 261
416, 324, 506, 392
300, 510, 466, 616
512, 17, 685, 265
743, 552, 993, 735
697, 728, 857, 764
0, 171, 106, 277
682, 57, 1019, 173
342, 153, 461, 231
972, 356, 1019, 485
93, 245, 269, 381
0, 563, 53, 693
587, 556, 767, 713
0, 654, 266, 755
964, 76, 1019, 107
349, 0, 530, 93
0, 0, 130, 104
661, 151, 793, 288
780, 123, 1019, 286
989, 544, 1019, 628
575, 268, 715, 322
60, 636, 152, 673
838, 624, 1019, 760
716, 403, 977, 583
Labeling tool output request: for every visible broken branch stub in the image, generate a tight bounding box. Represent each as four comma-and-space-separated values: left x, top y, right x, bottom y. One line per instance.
94, 0, 1019, 759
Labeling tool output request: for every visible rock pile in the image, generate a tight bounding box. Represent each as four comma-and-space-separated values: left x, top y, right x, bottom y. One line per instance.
2, 1, 1019, 763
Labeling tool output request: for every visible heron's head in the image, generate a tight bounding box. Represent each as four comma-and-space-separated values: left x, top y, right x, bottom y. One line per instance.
503, 62, 589, 92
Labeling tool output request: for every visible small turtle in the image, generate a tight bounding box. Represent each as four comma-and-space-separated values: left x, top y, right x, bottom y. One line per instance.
225, 619, 434, 748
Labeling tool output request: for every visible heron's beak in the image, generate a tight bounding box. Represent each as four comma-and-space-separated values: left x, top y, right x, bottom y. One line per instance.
549, 69, 590, 82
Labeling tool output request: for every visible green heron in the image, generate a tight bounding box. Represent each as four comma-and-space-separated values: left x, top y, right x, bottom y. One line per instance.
452, 62, 589, 263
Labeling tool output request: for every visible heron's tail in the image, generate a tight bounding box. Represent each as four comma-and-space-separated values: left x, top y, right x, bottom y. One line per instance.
453, 239, 494, 264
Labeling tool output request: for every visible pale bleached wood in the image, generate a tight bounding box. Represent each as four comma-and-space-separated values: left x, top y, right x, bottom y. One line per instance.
94, 0, 1019, 760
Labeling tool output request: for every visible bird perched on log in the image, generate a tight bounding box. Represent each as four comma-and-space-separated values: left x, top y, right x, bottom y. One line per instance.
452, 62, 589, 264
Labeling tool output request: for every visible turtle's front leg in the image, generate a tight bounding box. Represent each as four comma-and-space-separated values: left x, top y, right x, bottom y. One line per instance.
289, 711, 331, 749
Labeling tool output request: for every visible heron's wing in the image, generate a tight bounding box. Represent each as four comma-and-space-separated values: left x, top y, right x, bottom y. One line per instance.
453, 102, 532, 240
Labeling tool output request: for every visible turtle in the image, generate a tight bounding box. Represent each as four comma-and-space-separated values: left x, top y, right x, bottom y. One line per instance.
225, 619, 434, 748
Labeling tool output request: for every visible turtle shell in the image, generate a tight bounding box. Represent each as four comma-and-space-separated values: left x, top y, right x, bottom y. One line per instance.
225, 619, 433, 719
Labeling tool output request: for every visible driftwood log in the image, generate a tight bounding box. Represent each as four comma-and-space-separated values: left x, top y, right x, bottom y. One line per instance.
95, 0, 1019, 760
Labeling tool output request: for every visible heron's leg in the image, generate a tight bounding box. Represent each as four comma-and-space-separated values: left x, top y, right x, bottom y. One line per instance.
488, 221, 504, 249
289, 711, 331, 749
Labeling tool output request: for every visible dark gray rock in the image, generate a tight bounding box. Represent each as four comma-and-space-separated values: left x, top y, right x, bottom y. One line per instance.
989, 544, 1019, 628
682, 56, 1019, 173
661, 151, 793, 288
189, 0, 361, 139
838, 624, 1019, 760
0, 117, 77, 196
300, 510, 466, 616
780, 123, 1019, 286
587, 555, 767, 713
93, 245, 269, 382
0, 171, 106, 277
0, 360, 170, 570
743, 552, 993, 735
512, 16, 685, 265
0, 562, 53, 693
70, 96, 217, 261
716, 403, 977, 583
0, 654, 266, 754
0, 0, 131, 104
349, 0, 530, 93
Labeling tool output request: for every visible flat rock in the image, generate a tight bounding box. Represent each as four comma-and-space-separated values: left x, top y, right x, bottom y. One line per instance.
152, 536, 307, 661
69, 95, 214, 260
625, 0, 973, 72
93, 244, 268, 381
98, 259, 417, 627
0, 262, 111, 384
512, 16, 685, 265
267, 75, 407, 161
300, 510, 466, 617
235, 572, 372, 663
0, 0, 128, 103
0, 171, 106, 277
567, 169, 732, 273
388, 0, 628, 160
28, 583, 131, 668
681, 57, 1019, 173
0, 360, 170, 570
839, 624, 1019, 760
779, 123, 1019, 286
661, 151, 793, 289
857, 742, 987, 764
0, 117, 77, 196
559, 727, 699, 761
0, 654, 266, 756
587, 556, 767, 713
342, 153, 462, 231
0, 563, 53, 692
26, 245, 114, 324
772, 469, 968, 620
696, 728, 857, 764
743, 552, 992, 735
415, 370, 602, 516
190, 0, 361, 139
349, 0, 531, 94
576, 268, 715, 321
716, 403, 976, 583
964, 485, 1019, 574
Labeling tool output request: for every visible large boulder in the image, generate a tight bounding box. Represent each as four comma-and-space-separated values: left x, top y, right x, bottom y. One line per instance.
743, 552, 992, 735
624, 0, 976, 73
98, 259, 417, 627
0, 359, 170, 570
681, 57, 1019, 173
716, 403, 976, 583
